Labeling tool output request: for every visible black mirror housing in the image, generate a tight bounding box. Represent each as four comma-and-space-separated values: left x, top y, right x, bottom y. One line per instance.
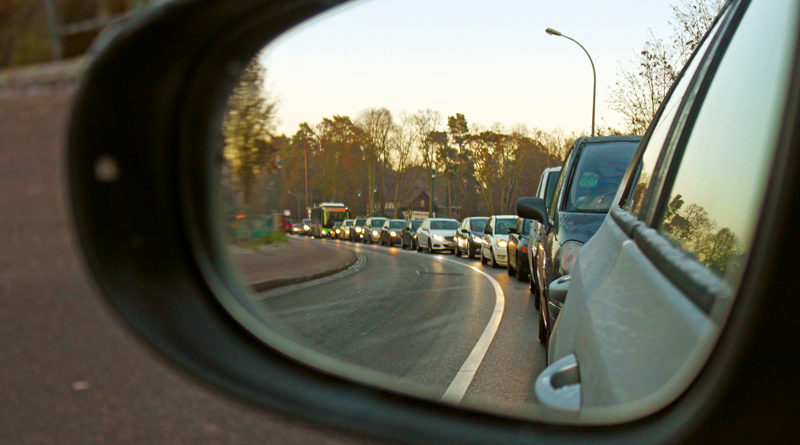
517, 197, 549, 231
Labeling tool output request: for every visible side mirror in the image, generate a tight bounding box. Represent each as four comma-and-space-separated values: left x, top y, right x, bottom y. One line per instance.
517, 197, 549, 232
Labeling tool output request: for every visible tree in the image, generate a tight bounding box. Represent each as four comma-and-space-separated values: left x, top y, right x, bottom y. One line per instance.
358, 108, 394, 215
389, 113, 418, 217
670, 0, 725, 66
610, 0, 723, 133
223, 60, 279, 215
610, 33, 677, 134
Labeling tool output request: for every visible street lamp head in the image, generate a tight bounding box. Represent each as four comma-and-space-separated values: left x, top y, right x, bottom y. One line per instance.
545, 27, 562, 36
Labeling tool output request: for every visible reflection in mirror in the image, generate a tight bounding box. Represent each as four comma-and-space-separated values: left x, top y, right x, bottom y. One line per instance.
215, 0, 752, 424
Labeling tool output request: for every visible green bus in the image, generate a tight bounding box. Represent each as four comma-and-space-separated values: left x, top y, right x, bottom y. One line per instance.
310, 202, 350, 237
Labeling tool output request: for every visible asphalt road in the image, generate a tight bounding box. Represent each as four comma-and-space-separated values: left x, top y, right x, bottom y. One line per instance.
257, 236, 547, 411
0, 85, 376, 445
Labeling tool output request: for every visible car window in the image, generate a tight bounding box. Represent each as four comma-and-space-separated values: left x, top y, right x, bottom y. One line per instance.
355, 218, 366, 225
411, 220, 422, 230
564, 141, 638, 212
657, 0, 795, 283
494, 218, 516, 235
521, 219, 531, 236
390, 221, 404, 229
544, 170, 560, 208
469, 218, 488, 232
622, 18, 723, 217
430, 220, 459, 230
549, 147, 576, 222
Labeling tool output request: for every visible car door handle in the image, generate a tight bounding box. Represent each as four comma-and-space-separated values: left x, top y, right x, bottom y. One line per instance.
534, 353, 581, 410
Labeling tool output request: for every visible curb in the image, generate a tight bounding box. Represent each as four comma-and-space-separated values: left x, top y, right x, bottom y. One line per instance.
248, 246, 358, 292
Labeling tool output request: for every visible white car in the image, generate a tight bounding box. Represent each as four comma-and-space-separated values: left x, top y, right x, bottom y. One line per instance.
415, 218, 459, 253
480, 215, 517, 267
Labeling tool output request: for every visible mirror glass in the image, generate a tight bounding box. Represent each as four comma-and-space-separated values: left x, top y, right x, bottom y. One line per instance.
217, 0, 741, 423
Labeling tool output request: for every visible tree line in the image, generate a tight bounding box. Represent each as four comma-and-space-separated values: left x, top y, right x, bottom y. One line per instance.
222, 0, 723, 221
223, 62, 582, 220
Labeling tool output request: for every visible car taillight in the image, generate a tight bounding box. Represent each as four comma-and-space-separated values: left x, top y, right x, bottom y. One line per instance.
522, 245, 528, 254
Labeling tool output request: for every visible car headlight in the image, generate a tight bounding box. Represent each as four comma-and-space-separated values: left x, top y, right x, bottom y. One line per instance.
413, 234, 417, 239
372, 230, 379, 237
355, 227, 362, 233
303, 224, 310, 231
497, 239, 507, 248
560, 241, 584, 274
472, 235, 482, 243
433, 234, 444, 242
390, 231, 397, 237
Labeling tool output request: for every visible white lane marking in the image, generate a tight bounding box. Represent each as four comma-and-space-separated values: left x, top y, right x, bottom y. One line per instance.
432, 255, 505, 404
293, 240, 506, 403
257, 255, 366, 300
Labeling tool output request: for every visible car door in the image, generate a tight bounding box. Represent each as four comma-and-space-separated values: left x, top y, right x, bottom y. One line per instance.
417, 219, 429, 248
543, 0, 796, 410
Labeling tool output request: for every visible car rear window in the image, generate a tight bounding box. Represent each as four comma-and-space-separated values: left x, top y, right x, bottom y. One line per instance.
469, 218, 488, 232
431, 220, 459, 230
565, 141, 638, 212
494, 218, 516, 234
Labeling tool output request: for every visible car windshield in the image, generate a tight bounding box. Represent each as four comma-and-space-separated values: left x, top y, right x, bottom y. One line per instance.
411, 220, 422, 229
355, 218, 366, 226
566, 141, 639, 212
494, 218, 516, 235
303, 219, 311, 224
469, 218, 488, 232
430, 220, 459, 230
389, 221, 405, 229
369, 218, 386, 227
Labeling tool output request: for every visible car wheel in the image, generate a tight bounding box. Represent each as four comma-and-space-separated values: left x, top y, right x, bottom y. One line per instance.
480, 248, 487, 265
427, 240, 433, 254
454, 244, 460, 257
416, 240, 422, 252
490, 248, 498, 268
507, 255, 515, 276
468, 247, 475, 259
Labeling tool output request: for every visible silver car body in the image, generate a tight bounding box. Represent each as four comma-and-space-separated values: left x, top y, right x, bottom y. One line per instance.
416, 218, 459, 252
480, 215, 516, 267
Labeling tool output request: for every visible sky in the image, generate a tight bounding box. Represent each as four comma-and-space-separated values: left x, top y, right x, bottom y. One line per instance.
258, 0, 677, 136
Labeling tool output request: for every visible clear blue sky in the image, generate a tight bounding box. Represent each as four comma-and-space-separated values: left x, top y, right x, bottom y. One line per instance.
259, 0, 677, 136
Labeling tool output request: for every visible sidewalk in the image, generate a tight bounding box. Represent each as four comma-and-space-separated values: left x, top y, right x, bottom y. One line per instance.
230, 237, 357, 291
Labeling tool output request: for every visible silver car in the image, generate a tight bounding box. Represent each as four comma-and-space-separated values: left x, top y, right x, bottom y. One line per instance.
520, 0, 795, 413
479, 215, 516, 267
415, 218, 459, 253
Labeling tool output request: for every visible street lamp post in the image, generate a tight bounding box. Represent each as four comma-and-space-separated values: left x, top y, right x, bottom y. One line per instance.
372, 185, 378, 216
357, 190, 362, 216
430, 169, 437, 217
545, 27, 596, 137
